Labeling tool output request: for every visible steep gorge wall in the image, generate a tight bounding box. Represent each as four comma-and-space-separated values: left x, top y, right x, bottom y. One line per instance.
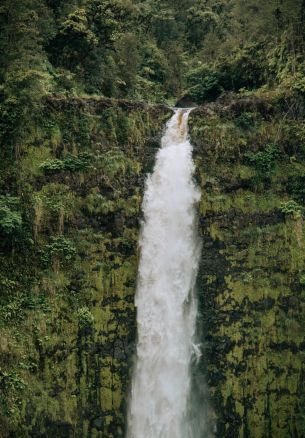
189, 94, 305, 438
0, 98, 171, 438
0, 94, 304, 438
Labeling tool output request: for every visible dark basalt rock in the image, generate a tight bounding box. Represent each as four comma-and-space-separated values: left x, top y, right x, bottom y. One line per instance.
175, 95, 198, 108
44, 95, 171, 115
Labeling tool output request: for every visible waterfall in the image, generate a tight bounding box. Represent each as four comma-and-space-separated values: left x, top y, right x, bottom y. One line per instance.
127, 109, 202, 438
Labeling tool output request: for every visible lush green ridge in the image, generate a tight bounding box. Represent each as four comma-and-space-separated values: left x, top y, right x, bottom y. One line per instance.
189, 93, 305, 437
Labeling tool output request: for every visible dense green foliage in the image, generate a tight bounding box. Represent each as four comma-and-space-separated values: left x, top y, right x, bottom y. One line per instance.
1, 0, 305, 104
1, 1, 305, 437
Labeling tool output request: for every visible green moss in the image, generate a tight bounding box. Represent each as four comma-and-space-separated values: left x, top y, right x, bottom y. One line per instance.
0, 99, 171, 436
192, 103, 305, 437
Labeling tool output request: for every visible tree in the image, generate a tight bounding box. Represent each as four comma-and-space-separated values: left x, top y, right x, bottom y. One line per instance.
0, 0, 52, 162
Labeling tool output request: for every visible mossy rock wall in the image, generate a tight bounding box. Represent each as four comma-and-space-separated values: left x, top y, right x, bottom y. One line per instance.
189, 95, 305, 438
1, 93, 305, 438
0, 97, 171, 438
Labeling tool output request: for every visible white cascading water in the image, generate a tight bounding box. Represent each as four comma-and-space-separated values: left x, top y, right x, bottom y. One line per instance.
127, 109, 202, 438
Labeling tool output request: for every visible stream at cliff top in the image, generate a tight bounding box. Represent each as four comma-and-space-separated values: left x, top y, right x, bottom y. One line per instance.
127, 109, 203, 438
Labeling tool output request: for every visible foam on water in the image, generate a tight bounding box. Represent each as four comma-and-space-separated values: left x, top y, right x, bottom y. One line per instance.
127, 109, 201, 438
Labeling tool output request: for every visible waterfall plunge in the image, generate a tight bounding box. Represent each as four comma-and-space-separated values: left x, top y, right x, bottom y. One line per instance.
127, 109, 202, 438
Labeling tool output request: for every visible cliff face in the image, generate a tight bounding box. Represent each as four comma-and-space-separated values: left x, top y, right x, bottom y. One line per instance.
0, 94, 304, 438
189, 94, 305, 438
0, 97, 171, 438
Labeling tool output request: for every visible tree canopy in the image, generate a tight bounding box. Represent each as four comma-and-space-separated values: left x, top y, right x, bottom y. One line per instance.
1, 0, 305, 103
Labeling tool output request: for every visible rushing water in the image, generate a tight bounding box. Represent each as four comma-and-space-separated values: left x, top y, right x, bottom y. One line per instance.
127, 109, 202, 438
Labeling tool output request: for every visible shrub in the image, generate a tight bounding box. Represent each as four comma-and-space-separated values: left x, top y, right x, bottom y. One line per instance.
0, 368, 25, 416
85, 192, 115, 215
0, 369, 25, 392
0, 296, 25, 323
0, 278, 17, 293
279, 200, 303, 216
101, 148, 131, 179
40, 152, 93, 174
41, 236, 76, 268
23, 294, 50, 312
77, 306, 94, 329
186, 65, 222, 103
291, 71, 305, 96
40, 159, 64, 174
0, 196, 22, 237
61, 152, 93, 172
245, 143, 279, 172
